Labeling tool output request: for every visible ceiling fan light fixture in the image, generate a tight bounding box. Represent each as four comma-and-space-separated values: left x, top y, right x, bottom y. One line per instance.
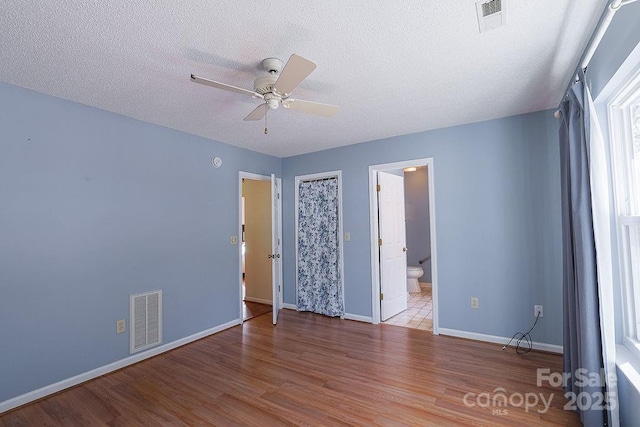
266, 98, 279, 110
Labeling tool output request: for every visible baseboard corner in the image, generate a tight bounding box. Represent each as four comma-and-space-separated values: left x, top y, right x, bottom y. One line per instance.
343, 313, 373, 323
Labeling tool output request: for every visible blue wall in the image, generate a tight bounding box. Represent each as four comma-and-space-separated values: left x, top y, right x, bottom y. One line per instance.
617, 365, 640, 424
0, 82, 280, 402
282, 110, 563, 345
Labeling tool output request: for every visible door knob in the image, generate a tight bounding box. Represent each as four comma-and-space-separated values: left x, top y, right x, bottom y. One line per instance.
268, 254, 273, 259
403, 247, 408, 252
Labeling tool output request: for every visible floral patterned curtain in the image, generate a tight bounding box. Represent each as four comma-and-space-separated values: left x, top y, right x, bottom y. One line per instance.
297, 177, 344, 317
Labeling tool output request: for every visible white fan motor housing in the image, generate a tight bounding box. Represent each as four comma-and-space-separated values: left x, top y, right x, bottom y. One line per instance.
261, 58, 283, 74
253, 74, 278, 95
254, 58, 284, 96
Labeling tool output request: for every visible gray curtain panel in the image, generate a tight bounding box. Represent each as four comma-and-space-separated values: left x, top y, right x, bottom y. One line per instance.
559, 77, 607, 427
297, 178, 344, 317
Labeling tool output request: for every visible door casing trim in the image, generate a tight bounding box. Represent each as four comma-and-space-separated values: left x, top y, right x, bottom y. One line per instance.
368, 158, 438, 334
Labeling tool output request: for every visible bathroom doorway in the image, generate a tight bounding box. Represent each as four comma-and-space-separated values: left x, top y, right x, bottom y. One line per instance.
238, 172, 283, 324
368, 158, 438, 333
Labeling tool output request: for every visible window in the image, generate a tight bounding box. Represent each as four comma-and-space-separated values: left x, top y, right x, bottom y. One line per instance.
608, 69, 640, 360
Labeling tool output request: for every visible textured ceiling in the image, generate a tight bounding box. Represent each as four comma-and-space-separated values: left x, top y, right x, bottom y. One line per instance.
0, 1, 605, 157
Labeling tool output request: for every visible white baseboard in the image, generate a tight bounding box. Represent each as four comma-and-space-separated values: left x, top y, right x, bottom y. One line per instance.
279, 305, 371, 324
244, 297, 272, 306
438, 328, 563, 354
343, 313, 373, 323
0, 318, 241, 414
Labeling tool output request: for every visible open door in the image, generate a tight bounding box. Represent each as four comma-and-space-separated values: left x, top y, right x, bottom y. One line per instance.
271, 174, 283, 325
239, 172, 282, 325
378, 171, 408, 321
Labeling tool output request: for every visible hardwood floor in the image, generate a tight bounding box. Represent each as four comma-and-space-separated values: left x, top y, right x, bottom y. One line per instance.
243, 301, 272, 321
0, 310, 580, 426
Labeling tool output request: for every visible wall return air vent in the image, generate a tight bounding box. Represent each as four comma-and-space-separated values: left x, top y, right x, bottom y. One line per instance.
130, 290, 162, 354
476, 0, 505, 33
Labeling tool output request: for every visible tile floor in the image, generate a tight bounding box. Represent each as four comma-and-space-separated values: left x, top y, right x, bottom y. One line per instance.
383, 283, 433, 331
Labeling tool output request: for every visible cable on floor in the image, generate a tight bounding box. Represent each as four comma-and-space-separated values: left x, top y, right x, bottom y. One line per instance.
502, 313, 540, 354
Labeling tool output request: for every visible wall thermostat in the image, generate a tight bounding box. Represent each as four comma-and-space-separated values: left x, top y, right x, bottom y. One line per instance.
212, 156, 222, 168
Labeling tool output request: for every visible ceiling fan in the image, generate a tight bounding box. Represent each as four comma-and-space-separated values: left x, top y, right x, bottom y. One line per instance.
190, 54, 339, 126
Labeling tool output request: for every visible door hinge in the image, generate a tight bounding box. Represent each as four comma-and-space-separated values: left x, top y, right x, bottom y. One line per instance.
378, 238, 383, 246
277, 193, 280, 199
376, 184, 381, 192
277, 238, 280, 245
380, 293, 384, 301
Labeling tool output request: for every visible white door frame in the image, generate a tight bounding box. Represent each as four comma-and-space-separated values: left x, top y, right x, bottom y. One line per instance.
294, 170, 345, 312
238, 171, 283, 324
368, 158, 439, 333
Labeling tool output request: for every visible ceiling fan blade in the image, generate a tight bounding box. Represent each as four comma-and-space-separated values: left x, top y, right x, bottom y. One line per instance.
283, 99, 339, 117
244, 103, 267, 121
272, 54, 316, 96
190, 74, 263, 99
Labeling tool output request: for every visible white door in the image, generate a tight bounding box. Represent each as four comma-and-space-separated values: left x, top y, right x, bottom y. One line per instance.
378, 171, 408, 321
271, 175, 283, 325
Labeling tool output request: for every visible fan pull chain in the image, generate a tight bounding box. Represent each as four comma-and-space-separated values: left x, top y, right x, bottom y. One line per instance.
264, 107, 268, 135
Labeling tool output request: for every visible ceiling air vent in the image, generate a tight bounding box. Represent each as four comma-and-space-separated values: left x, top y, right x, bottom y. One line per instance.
476, 0, 505, 33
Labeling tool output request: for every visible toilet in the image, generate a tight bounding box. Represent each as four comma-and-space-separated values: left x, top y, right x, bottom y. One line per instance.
407, 266, 424, 293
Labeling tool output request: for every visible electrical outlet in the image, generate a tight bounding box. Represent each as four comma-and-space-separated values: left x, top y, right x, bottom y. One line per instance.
471, 297, 479, 309
534, 305, 544, 318
344, 232, 351, 242
116, 319, 126, 334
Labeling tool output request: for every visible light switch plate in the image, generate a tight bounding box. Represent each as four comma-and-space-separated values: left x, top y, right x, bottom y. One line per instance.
230, 235, 238, 244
